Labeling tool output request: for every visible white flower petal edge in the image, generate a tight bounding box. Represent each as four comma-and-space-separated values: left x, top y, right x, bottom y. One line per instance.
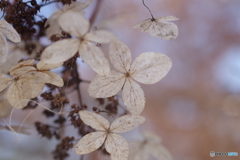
85, 30, 117, 44
0, 33, 8, 63
130, 52, 172, 84
0, 20, 21, 43
122, 78, 145, 115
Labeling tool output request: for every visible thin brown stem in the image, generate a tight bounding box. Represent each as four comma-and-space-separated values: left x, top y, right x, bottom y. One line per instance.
142, 0, 155, 20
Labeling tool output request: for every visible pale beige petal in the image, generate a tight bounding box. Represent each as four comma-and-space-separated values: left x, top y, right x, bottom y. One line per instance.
133, 18, 151, 30
149, 144, 173, 160
79, 110, 109, 131
45, 10, 63, 39
109, 40, 131, 73
41, 39, 79, 64
143, 131, 161, 145
0, 33, 8, 62
130, 52, 172, 84
37, 61, 63, 70
156, 16, 179, 21
110, 115, 145, 133
10, 59, 35, 73
63, 0, 92, 11
79, 42, 110, 76
0, 99, 12, 118
85, 30, 116, 44
105, 133, 129, 160
75, 132, 107, 155
41, 71, 63, 87
0, 77, 13, 92
0, 20, 21, 43
58, 11, 89, 37
122, 78, 145, 115
88, 70, 125, 98
129, 143, 150, 160
10, 66, 37, 78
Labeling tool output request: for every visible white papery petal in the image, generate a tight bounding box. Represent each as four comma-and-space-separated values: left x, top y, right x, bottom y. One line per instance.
79, 42, 110, 76
0, 77, 13, 92
37, 61, 63, 70
85, 30, 116, 44
88, 70, 125, 98
105, 133, 129, 160
63, 0, 92, 11
0, 33, 8, 63
45, 10, 63, 39
58, 11, 88, 37
110, 115, 145, 133
130, 52, 172, 84
0, 20, 21, 43
10, 59, 35, 74
10, 66, 36, 78
79, 110, 110, 131
75, 132, 107, 155
41, 71, 64, 87
109, 40, 131, 73
149, 144, 173, 160
41, 39, 79, 64
122, 78, 145, 115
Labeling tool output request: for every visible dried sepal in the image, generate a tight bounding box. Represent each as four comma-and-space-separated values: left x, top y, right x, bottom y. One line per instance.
36, 61, 63, 70
0, 33, 8, 63
10, 66, 37, 78
41, 71, 63, 87
10, 59, 35, 74
133, 16, 179, 40
0, 20, 21, 43
0, 77, 13, 92
84, 30, 117, 44
0, 98, 12, 118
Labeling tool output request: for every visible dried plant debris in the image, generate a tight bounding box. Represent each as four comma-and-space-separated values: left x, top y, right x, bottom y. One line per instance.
88, 40, 172, 115
0, 20, 21, 62
129, 132, 173, 160
41, 11, 116, 76
75, 110, 145, 160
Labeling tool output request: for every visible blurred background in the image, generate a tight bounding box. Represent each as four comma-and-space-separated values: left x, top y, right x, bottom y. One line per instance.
0, 0, 240, 160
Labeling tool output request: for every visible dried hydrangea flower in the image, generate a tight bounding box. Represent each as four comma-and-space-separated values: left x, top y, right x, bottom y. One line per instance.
0, 20, 21, 62
75, 110, 145, 160
41, 11, 116, 76
88, 40, 172, 115
129, 132, 173, 160
133, 16, 179, 40
0, 92, 12, 118
45, 0, 92, 39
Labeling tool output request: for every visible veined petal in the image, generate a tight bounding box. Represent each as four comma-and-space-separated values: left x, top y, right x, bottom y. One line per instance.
58, 11, 89, 37
41, 71, 64, 87
63, 0, 92, 11
0, 77, 13, 92
37, 61, 63, 70
79, 110, 110, 131
79, 42, 110, 76
105, 133, 129, 160
75, 132, 107, 155
10, 66, 37, 78
156, 16, 179, 21
88, 70, 125, 98
0, 33, 8, 63
122, 78, 145, 115
130, 52, 172, 84
109, 40, 131, 73
10, 59, 35, 73
41, 39, 79, 64
0, 20, 21, 43
85, 30, 117, 44
110, 115, 145, 133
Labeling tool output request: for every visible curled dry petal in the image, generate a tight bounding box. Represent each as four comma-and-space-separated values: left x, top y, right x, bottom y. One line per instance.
109, 40, 131, 73
110, 115, 145, 133
58, 11, 89, 37
105, 133, 129, 160
0, 77, 13, 92
85, 30, 117, 44
79, 42, 110, 76
88, 70, 125, 98
41, 39, 79, 64
79, 110, 110, 131
130, 52, 172, 84
122, 78, 145, 115
9, 59, 35, 74
133, 16, 179, 40
36, 61, 63, 70
0, 20, 21, 43
10, 66, 37, 78
41, 71, 64, 87
0, 33, 8, 63
75, 132, 107, 155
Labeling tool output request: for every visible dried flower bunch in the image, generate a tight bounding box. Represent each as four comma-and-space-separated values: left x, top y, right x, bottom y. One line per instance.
0, 0, 178, 160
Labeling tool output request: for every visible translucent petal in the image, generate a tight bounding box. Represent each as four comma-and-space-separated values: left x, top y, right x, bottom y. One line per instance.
79, 42, 110, 76
88, 70, 125, 98
63, 0, 92, 11
85, 30, 116, 44
105, 133, 129, 160
79, 110, 110, 131
0, 33, 8, 62
41, 39, 79, 64
149, 144, 173, 160
122, 78, 145, 115
156, 16, 179, 21
10, 66, 37, 78
0, 77, 13, 92
58, 11, 89, 37
110, 115, 145, 133
41, 71, 63, 87
143, 131, 161, 145
130, 52, 172, 84
10, 59, 35, 74
109, 40, 131, 73
37, 61, 63, 70
129, 143, 150, 160
75, 132, 107, 155
0, 20, 21, 43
